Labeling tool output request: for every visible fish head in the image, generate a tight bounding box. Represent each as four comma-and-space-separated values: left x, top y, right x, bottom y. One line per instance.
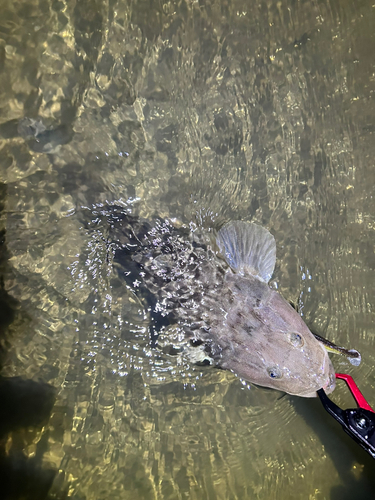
215, 221, 336, 397
248, 330, 337, 398
220, 284, 336, 397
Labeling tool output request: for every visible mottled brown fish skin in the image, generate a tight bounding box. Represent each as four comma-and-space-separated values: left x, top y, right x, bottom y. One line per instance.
200, 272, 336, 397
111, 214, 336, 397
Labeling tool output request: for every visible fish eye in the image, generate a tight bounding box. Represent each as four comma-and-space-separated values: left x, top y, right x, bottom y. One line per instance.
267, 366, 283, 379
288, 332, 304, 348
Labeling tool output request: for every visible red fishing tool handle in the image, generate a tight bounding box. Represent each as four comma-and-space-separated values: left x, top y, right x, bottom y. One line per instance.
336, 373, 374, 413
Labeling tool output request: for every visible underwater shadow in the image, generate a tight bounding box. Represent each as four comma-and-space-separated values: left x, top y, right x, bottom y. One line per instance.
292, 396, 375, 500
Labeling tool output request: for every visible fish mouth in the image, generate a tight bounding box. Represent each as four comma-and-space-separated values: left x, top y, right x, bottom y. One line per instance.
321, 370, 336, 395
296, 357, 336, 398
310, 360, 336, 397
321, 351, 336, 395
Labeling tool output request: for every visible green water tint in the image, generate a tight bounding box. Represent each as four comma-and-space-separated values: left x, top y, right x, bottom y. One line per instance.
312, 332, 361, 367
2, 0, 375, 496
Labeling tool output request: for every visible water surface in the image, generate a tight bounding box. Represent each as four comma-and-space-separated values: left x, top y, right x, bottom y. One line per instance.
1, 0, 375, 498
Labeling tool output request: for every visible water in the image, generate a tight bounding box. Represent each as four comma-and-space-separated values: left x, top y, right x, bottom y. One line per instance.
0, 0, 375, 498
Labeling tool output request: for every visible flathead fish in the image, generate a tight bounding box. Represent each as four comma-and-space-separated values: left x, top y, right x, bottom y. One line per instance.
112, 216, 336, 397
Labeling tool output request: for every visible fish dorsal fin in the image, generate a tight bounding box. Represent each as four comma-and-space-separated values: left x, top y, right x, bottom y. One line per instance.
216, 221, 276, 282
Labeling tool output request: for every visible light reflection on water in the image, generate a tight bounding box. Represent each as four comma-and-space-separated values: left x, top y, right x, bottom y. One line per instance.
1, 0, 375, 498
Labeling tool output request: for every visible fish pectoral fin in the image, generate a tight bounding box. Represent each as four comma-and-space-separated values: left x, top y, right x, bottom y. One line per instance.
216, 221, 276, 283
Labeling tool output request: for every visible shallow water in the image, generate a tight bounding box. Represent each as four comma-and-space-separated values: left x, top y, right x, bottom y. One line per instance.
1, 0, 375, 498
